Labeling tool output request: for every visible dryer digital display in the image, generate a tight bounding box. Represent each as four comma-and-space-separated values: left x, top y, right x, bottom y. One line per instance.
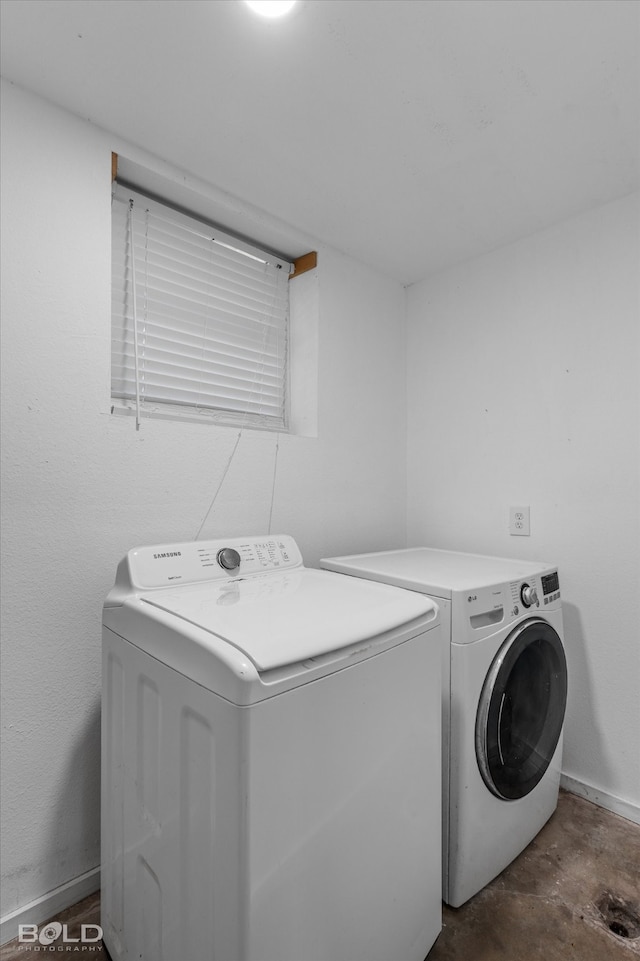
541, 571, 560, 595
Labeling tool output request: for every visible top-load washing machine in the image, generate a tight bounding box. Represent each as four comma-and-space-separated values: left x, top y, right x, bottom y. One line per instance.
101, 535, 443, 961
320, 547, 567, 908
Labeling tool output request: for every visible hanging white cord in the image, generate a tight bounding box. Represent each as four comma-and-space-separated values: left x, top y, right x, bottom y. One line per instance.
127, 200, 142, 431
194, 260, 285, 541
267, 433, 280, 535
194, 238, 247, 541
194, 431, 243, 540
266, 265, 284, 535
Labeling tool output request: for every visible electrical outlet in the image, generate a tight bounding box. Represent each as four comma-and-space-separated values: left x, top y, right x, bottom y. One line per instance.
509, 505, 530, 536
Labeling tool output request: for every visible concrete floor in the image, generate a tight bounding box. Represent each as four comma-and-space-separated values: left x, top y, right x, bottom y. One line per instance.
1, 790, 638, 960
427, 789, 640, 961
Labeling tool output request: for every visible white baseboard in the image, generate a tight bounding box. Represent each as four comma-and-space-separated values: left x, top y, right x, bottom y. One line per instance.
0, 866, 100, 947
561, 773, 640, 826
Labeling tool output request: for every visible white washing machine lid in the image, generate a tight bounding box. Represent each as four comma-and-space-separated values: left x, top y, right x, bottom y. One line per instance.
321, 547, 555, 598
141, 568, 436, 671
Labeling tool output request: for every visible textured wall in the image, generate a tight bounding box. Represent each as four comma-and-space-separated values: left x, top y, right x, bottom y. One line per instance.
406, 193, 640, 817
3, 73, 638, 930
0, 80, 408, 917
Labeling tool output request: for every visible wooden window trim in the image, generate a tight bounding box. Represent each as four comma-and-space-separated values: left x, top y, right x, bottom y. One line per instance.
290, 251, 317, 279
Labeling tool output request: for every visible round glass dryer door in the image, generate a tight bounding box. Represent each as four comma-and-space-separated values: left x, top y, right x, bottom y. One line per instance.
475, 618, 567, 801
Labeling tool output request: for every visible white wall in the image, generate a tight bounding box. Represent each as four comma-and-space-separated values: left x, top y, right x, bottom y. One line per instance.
3, 72, 638, 937
407, 193, 640, 819
0, 80, 408, 926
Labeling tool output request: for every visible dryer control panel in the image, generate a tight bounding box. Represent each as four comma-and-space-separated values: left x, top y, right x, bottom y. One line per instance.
461, 569, 562, 642
509, 570, 561, 614
108, 535, 304, 600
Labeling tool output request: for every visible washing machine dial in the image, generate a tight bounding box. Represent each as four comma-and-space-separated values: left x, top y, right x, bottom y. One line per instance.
520, 583, 539, 608
217, 547, 241, 573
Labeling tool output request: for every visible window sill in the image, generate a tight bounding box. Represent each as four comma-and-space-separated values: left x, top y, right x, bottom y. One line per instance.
110, 400, 288, 433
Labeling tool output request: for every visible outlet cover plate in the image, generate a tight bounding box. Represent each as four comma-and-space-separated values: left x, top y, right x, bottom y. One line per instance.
510, 505, 530, 536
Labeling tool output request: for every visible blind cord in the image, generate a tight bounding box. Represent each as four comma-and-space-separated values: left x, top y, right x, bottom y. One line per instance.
194, 427, 280, 541
194, 431, 243, 540
194, 267, 282, 541
267, 433, 280, 535
127, 200, 142, 431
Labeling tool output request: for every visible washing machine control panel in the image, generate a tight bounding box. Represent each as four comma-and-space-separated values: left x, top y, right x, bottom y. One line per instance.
115, 535, 304, 594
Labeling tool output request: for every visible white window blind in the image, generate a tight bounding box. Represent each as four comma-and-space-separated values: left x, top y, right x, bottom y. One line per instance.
111, 183, 293, 430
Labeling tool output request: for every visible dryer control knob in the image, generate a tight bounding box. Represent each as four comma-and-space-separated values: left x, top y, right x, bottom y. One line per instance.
217, 547, 241, 572
520, 583, 538, 608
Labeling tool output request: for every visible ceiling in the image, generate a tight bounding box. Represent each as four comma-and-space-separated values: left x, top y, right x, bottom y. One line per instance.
1, 0, 638, 284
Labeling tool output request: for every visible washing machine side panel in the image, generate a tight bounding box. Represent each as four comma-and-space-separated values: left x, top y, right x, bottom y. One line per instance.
244, 627, 443, 961
101, 629, 248, 961
101, 635, 126, 960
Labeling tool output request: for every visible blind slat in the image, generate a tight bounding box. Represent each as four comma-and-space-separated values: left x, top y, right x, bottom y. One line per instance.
115, 280, 288, 329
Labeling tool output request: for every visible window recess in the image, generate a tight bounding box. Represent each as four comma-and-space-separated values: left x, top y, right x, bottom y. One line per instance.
111, 181, 295, 431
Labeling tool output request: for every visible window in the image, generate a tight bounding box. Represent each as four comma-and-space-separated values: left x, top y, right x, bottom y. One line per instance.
111, 183, 293, 430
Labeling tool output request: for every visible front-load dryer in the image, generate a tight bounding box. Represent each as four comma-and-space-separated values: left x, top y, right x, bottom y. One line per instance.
101, 535, 442, 961
320, 547, 567, 908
